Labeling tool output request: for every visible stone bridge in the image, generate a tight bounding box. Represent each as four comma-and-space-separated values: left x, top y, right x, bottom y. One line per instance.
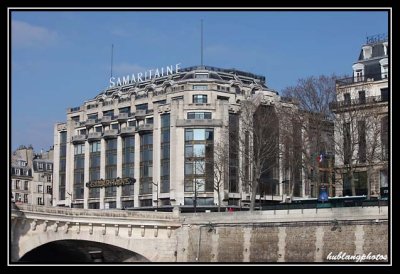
10, 204, 389, 263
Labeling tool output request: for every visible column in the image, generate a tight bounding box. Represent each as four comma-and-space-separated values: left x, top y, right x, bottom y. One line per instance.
83, 141, 90, 209
100, 138, 106, 209
116, 136, 123, 209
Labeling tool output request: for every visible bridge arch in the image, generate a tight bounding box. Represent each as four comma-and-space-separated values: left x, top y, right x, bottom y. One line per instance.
19, 239, 150, 263
13, 223, 166, 262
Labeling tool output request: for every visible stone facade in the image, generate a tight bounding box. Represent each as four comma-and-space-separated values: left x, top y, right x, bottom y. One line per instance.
11, 204, 389, 263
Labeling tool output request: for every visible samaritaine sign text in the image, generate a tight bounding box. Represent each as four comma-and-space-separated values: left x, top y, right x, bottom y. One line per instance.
109, 63, 181, 88
86, 177, 136, 188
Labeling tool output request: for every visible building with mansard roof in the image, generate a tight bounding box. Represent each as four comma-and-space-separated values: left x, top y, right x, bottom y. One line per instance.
53, 65, 305, 210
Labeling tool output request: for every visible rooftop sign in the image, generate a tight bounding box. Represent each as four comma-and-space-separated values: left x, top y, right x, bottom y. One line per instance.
109, 63, 181, 88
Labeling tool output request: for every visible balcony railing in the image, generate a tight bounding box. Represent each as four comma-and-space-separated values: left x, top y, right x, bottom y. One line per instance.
101, 115, 112, 125
135, 109, 147, 119
71, 134, 87, 144
103, 129, 119, 139
336, 73, 388, 87
87, 132, 102, 141
117, 112, 129, 122
137, 124, 153, 132
120, 126, 136, 136
329, 95, 388, 110
85, 119, 97, 128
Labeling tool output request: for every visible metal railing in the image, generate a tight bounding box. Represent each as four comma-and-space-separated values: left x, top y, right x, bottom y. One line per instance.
336, 73, 388, 87
329, 95, 388, 109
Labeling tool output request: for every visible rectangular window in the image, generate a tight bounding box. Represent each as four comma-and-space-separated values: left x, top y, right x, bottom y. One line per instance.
38, 162, 44, 170
37, 185, 43, 193
37, 197, 43, 205
122, 184, 135, 197
184, 128, 214, 194
136, 103, 148, 111
193, 85, 208, 91
193, 94, 208, 103
74, 144, 85, 155
160, 114, 170, 193
140, 133, 153, 194
23, 194, 28, 203
187, 112, 212, 120
47, 175, 52, 183
119, 106, 131, 114
381, 88, 389, 101
103, 110, 114, 117
358, 90, 366, 104
46, 185, 52, 194
123, 136, 135, 179
195, 73, 208, 79
229, 113, 239, 193
89, 188, 100, 199
105, 186, 117, 197
344, 93, 351, 105
111, 123, 119, 130
90, 141, 101, 152
24, 181, 29, 190
87, 113, 98, 120
15, 180, 20, 190
95, 126, 102, 133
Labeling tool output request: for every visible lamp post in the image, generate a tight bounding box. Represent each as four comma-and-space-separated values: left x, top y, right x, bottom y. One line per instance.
152, 181, 159, 211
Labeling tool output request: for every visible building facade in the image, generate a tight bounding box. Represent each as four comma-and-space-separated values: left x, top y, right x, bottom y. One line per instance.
331, 34, 389, 198
53, 65, 302, 210
11, 145, 54, 206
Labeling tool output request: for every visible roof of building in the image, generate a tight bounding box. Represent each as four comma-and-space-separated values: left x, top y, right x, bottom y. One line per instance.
93, 65, 270, 100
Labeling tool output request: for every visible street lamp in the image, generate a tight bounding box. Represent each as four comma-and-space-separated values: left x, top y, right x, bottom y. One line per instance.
152, 181, 159, 211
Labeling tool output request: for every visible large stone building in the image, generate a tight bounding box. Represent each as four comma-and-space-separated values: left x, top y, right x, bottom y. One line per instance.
52, 65, 304, 210
11, 145, 54, 206
331, 34, 389, 198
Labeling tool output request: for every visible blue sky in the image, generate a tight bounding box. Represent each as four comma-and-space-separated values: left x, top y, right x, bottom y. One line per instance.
10, 10, 389, 152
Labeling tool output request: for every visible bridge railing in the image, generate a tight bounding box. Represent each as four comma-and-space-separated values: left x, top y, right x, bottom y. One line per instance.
13, 204, 180, 220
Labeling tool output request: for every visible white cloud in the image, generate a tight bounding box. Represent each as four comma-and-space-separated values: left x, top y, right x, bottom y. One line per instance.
12, 20, 58, 48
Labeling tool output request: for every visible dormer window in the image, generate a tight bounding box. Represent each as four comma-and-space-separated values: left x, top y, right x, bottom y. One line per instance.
380, 58, 388, 79
352, 63, 365, 82
195, 73, 208, 79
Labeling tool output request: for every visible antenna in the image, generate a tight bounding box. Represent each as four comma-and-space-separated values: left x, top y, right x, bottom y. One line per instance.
110, 44, 114, 78
201, 19, 203, 67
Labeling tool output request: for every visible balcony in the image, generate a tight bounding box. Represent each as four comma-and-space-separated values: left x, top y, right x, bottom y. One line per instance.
137, 124, 153, 133
103, 129, 119, 139
71, 134, 87, 144
176, 119, 223, 127
117, 112, 129, 122
135, 109, 147, 119
101, 115, 112, 125
85, 119, 96, 128
87, 132, 102, 141
120, 126, 136, 136
336, 73, 388, 87
329, 95, 388, 111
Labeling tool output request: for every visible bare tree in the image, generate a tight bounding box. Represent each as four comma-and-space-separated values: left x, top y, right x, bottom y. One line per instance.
201, 140, 229, 212
236, 99, 280, 211
281, 75, 337, 198
332, 97, 386, 198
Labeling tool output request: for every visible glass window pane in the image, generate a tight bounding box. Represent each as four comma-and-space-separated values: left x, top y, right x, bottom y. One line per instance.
185, 145, 193, 157
185, 129, 193, 141
193, 129, 205, 140
193, 144, 205, 157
